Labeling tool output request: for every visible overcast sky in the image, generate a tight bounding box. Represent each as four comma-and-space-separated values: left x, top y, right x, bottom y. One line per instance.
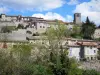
0, 0, 100, 25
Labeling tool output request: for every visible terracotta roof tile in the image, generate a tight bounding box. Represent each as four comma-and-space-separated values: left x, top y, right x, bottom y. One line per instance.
97, 45, 100, 48
77, 42, 97, 46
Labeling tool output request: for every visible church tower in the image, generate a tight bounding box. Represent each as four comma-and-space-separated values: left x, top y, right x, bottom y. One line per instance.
74, 13, 81, 25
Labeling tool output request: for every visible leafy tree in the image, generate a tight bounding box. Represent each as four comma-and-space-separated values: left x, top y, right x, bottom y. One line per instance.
46, 20, 79, 75
0, 48, 17, 75
12, 43, 34, 75
17, 24, 24, 29
71, 25, 81, 38
81, 17, 96, 39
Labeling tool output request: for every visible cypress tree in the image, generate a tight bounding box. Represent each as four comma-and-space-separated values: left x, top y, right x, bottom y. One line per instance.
81, 16, 96, 39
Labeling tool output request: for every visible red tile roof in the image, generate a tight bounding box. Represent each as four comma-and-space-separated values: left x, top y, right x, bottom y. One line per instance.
77, 42, 98, 46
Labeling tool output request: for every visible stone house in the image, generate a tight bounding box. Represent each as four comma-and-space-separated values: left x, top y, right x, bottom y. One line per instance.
94, 28, 100, 38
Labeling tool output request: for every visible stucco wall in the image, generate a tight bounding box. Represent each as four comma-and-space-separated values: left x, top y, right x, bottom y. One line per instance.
84, 46, 98, 60
84, 47, 98, 56
68, 47, 80, 61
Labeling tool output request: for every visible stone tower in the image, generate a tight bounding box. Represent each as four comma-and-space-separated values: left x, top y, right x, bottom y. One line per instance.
74, 13, 81, 25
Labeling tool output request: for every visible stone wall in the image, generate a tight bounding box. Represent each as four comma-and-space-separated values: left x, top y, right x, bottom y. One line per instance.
94, 28, 100, 38
0, 29, 26, 41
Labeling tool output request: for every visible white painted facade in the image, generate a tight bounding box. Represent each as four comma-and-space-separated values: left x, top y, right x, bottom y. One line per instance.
67, 39, 99, 61
68, 47, 80, 61
68, 46, 98, 61
84, 46, 98, 60
28, 38, 99, 61
36, 22, 49, 33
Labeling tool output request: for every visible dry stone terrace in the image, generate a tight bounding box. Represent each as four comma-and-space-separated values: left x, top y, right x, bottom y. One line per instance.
79, 60, 100, 72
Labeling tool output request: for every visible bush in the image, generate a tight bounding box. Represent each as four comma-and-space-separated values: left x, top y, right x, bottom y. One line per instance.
82, 70, 100, 75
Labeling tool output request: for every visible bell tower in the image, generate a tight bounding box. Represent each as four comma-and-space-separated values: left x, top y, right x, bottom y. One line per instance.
74, 13, 81, 25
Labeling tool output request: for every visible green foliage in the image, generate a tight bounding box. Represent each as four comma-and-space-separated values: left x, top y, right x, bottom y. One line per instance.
82, 70, 100, 75
33, 65, 53, 75
12, 44, 34, 75
13, 44, 32, 56
81, 17, 96, 39
71, 25, 82, 38
46, 21, 70, 40
97, 50, 100, 60
95, 38, 100, 41
0, 49, 17, 75
17, 24, 24, 29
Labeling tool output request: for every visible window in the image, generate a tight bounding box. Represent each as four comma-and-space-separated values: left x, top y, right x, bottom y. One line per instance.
94, 50, 96, 53
40, 26, 42, 28
91, 57, 93, 60
87, 57, 89, 60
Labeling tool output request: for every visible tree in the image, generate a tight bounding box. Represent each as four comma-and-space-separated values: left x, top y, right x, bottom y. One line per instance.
12, 43, 34, 75
71, 25, 81, 38
46, 20, 80, 75
17, 24, 24, 29
81, 17, 96, 39
0, 47, 18, 75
